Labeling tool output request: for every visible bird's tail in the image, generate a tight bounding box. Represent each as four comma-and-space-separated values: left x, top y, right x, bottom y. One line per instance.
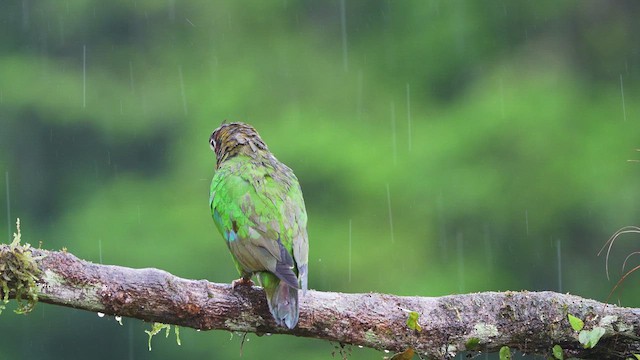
258, 272, 299, 329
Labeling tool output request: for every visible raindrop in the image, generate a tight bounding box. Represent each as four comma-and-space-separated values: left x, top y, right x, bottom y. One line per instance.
483, 224, 493, 273
21, 0, 29, 30
437, 192, 448, 258
82, 45, 87, 108
390, 102, 397, 165
457, 232, 465, 293
358, 345, 363, 348
115, 315, 123, 325
98, 238, 103, 264
384, 350, 390, 353
386, 184, 395, 243
339, 0, 348, 72
97, 312, 105, 318
406, 83, 412, 152
178, 65, 188, 115
356, 69, 363, 121
128, 322, 134, 359
186, 18, 195, 27
265, 333, 271, 336
209, 57, 219, 80
141, 91, 148, 116
168, 0, 176, 22
58, 16, 65, 45
348, 219, 352, 282
499, 76, 505, 118
5, 172, 10, 241
620, 74, 627, 122
129, 322, 134, 360
556, 239, 562, 292
129, 61, 135, 94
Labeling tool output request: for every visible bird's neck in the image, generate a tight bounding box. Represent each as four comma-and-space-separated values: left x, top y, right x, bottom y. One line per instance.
217, 145, 271, 168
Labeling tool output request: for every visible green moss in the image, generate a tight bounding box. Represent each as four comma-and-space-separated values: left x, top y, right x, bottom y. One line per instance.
0, 219, 43, 315
364, 329, 381, 347
145, 322, 182, 351
465, 337, 480, 350
406, 311, 422, 332
552, 344, 564, 360
499, 346, 511, 360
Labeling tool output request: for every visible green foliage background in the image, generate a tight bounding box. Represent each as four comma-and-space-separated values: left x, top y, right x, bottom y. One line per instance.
1, 1, 639, 359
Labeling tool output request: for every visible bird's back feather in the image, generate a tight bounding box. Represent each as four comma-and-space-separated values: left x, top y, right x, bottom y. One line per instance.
210, 155, 308, 289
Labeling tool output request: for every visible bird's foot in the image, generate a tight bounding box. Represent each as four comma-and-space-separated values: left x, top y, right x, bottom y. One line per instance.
232, 277, 254, 290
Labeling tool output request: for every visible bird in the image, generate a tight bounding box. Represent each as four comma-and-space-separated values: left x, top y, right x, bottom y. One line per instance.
208, 122, 308, 329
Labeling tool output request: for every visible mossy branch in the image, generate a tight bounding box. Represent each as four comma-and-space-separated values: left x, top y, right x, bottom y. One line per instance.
0, 219, 42, 314
0, 244, 639, 359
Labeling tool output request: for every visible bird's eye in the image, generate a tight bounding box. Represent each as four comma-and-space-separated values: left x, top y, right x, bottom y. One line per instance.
209, 138, 216, 152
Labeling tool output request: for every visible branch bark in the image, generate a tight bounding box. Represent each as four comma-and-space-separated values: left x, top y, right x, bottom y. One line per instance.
2, 245, 639, 359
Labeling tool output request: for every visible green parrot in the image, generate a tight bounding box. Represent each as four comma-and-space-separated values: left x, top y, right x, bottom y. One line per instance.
208, 122, 308, 329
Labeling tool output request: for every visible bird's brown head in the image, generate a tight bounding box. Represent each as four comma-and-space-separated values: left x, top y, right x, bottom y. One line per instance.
209, 122, 268, 168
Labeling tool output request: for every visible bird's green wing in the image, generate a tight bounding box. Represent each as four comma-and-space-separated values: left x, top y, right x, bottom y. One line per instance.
210, 157, 298, 288
283, 174, 308, 292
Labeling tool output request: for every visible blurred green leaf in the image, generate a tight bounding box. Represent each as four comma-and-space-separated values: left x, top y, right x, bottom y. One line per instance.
578, 327, 605, 349
465, 337, 480, 351
552, 344, 564, 360
588, 327, 605, 348
499, 346, 511, 360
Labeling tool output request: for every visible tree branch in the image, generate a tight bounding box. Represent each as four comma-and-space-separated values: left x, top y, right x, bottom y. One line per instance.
1, 245, 639, 359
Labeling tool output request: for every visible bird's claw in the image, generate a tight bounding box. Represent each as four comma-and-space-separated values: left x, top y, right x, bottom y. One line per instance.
232, 277, 254, 290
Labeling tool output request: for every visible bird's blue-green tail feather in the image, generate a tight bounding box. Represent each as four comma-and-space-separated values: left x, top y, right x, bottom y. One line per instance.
258, 272, 299, 329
